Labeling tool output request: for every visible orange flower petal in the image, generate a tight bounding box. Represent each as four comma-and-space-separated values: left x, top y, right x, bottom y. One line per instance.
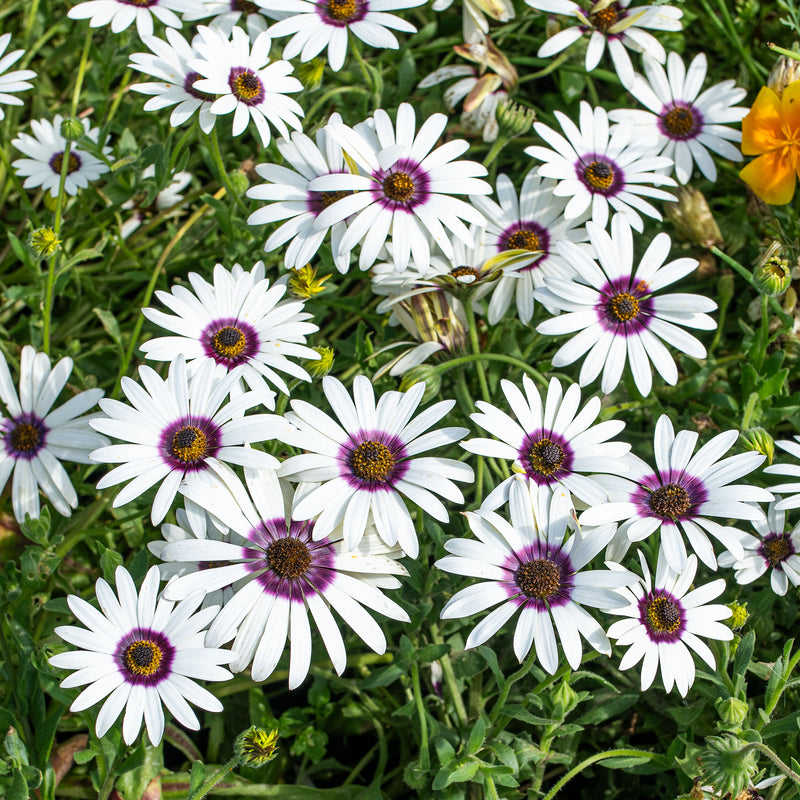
782, 79, 800, 131
740, 149, 797, 204
741, 86, 783, 155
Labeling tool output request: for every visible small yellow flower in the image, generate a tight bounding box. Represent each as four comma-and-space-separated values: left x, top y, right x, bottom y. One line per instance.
304, 346, 334, 379
740, 80, 800, 204
235, 726, 279, 767
28, 227, 62, 259
288, 265, 331, 299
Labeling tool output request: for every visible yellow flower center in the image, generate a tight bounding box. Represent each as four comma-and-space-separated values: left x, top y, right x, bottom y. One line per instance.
232, 71, 262, 102
506, 230, 540, 251
645, 596, 682, 633
648, 483, 692, 519
763, 536, 792, 567
382, 172, 416, 202
267, 537, 312, 579
516, 559, 561, 599
607, 292, 640, 322
170, 426, 208, 463
320, 189, 352, 208
583, 160, 615, 190
211, 326, 247, 359
663, 106, 697, 138
528, 438, 565, 477
590, 5, 618, 31
349, 440, 395, 482
451, 266, 481, 280
10, 423, 41, 452
326, 0, 358, 20
123, 640, 163, 677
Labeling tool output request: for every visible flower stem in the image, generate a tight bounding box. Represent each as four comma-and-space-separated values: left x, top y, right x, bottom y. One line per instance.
462, 300, 491, 403
429, 622, 469, 727
430, 352, 549, 388
487, 645, 538, 726
742, 743, 800, 786
206, 127, 249, 213
191, 755, 240, 800
410, 661, 430, 771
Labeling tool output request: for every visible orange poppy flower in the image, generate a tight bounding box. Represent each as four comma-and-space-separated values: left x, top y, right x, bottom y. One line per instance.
740, 80, 800, 204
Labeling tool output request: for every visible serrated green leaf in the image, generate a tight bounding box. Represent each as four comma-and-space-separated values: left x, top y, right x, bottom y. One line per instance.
432, 758, 480, 790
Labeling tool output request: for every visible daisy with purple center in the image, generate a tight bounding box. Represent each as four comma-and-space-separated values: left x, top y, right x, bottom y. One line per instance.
67, 0, 201, 38
533, 216, 717, 397
129, 28, 217, 134
140, 261, 319, 406
183, 0, 288, 41
0, 34, 36, 121
159, 469, 409, 688
462, 375, 630, 512
607, 549, 732, 697
49, 565, 232, 746
437, 479, 635, 673
89, 355, 281, 524
581, 415, 772, 571
527, 0, 683, 88
608, 52, 748, 184
247, 115, 354, 272
469, 170, 589, 324
0, 346, 108, 524
189, 25, 303, 147
267, 0, 425, 72
308, 102, 490, 272
275, 375, 474, 557
719, 500, 800, 596
525, 102, 676, 232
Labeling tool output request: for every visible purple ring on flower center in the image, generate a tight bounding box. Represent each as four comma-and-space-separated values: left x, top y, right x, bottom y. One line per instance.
200, 317, 261, 368
497, 221, 551, 272
576, 152, 625, 197
595, 275, 655, 336
228, 66, 265, 107
517, 428, 574, 486
372, 158, 431, 213
658, 102, 704, 142
159, 415, 221, 472
114, 627, 175, 686
338, 429, 409, 491
503, 541, 574, 610
316, 0, 367, 27
245, 517, 336, 601
638, 588, 686, 643
758, 531, 796, 571
3, 412, 48, 460
631, 470, 708, 523
184, 70, 215, 102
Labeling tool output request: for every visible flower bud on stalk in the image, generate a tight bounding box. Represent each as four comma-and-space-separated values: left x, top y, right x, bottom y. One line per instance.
60, 117, 84, 142
753, 242, 791, 296
304, 346, 335, 379
740, 428, 774, 465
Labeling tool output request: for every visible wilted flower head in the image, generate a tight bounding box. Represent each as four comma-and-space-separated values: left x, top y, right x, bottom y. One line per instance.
664, 186, 723, 248
768, 54, 800, 98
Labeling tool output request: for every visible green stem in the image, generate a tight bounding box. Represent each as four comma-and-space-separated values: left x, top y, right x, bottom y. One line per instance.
429, 622, 469, 727
484, 773, 499, 800
483, 135, 510, 168
768, 42, 800, 61
191, 755, 240, 800
462, 301, 491, 403
97, 750, 122, 800
743, 743, 800, 785
755, 293, 769, 370
0, 619, 36, 752
541, 749, 664, 800
410, 662, 430, 771
487, 645, 538, 726
206, 128, 248, 213
54, 495, 110, 560
169, 120, 199, 173
349, 36, 379, 107
71, 30, 93, 116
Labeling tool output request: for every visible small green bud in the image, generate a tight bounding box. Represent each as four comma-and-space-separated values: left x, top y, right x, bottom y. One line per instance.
228, 169, 250, 196
60, 117, 85, 141
399, 365, 440, 403
304, 346, 335, 379
715, 697, 749, 730
288, 265, 331, 299
551, 678, 578, 718
740, 428, 774, 465
753, 242, 791, 296
496, 99, 536, 139
234, 726, 279, 767
296, 58, 324, 91
726, 601, 749, 629
28, 227, 62, 259
699, 735, 758, 799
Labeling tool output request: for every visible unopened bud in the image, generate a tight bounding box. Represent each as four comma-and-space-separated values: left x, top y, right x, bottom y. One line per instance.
726, 601, 749, 629
754, 242, 791, 296
716, 697, 749, 729
288, 265, 331, 299
399, 366, 440, 402
297, 58, 325, 91
496, 99, 536, 139
304, 346, 334, 379
28, 227, 62, 259
551, 678, 579, 717
768, 56, 800, 98
699, 735, 758, 799
234, 726, 279, 767
664, 185, 723, 248
228, 169, 250, 197
740, 428, 774, 465
60, 117, 85, 141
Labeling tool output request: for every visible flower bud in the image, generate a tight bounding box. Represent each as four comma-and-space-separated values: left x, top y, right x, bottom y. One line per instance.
716, 697, 749, 729
228, 169, 250, 197
699, 735, 758, 799
726, 601, 749, 630
304, 346, 335, 379
754, 241, 791, 296
234, 726, 279, 767
60, 117, 85, 142
297, 58, 325, 91
399, 366, 440, 402
740, 428, 774, 465
28, 227, 62, 259
768, 56, 800, 99
288, 265, 331, 299
664, 185, 723, 248
496, 99, 536, 139
551, 678, 579, 718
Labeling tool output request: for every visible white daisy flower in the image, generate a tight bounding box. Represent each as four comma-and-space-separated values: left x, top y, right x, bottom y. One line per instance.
580, 414, 772, 571
469, 170, 590, 324
67, 0, 201, 38
607, 549, 732, 697
49, 565, 232, 746
0, 33, 36, 121
276, 375, 474, 558
462, 375, 630, 511
140, 261, 319, 407
528, 0, 683, 88
183, 0, 288, 41
719, 500, 800, 596
438, 479, 634, 674
246, 116, 353, 272
608, 53, 748, 184
160, 468, 409, 688
307, 102, 491, 272
0, 346, 108, 524
129, 28, 217, 135
525, 101, 677, 232
763, 437, 800, 512
189, 25, 304, 147
267, 0, 425, 72
120, 164, 192, 239
89, 355, 281, 525
533, 216, 717, 397
11, 115, 111, 198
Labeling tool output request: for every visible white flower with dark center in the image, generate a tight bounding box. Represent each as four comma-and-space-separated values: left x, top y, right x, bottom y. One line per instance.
183, 0, 287, 41
140, 261, 319, 406
0, 34, 36, 121
67, 0, 201, 38
0, 346, 108, 524
267, 0, 425, 72
533, 216, 717, 397
470, 170, 589, 324
247, 116, 353, 272
607, 549, 732, 697
308, 102, 491, 272
525, 101, 676, 232
89, 355, 281, 524
763, 436, 800, 512
580, 414, 772, 571
462, 375, 629, 511
49, 565, 232, 746
608, 53, 747, 184
527, 0, 683, 88
160, 469, 409, 687
11, 115, 111, 198
129, 28, 217, 134
719, 500, 800, 596
189, 25, 303, 147
437, 479, 634, 673
275, 375, 474, 557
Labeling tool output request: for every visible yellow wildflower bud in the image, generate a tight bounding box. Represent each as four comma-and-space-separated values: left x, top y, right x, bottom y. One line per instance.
28, 227, 62, 259
288, 265, 331, 299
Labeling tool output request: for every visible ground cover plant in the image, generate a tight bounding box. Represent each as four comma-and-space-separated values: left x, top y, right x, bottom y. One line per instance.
3, 0, 800, 798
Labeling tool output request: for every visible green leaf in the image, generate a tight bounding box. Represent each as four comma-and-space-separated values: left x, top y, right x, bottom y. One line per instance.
8, 767, 28, 800
734, 630, 756, 676
502, 705, 558, 726
99, 545, 124, 582
4, 728, 29, 766
761, 710, 800, 739
93, 307, 124, 350
465, 715, 487, 756
765, 656, 784, 711
576, 691, 638, 726
19, 507, 51, 546
600, 755, 654, 769
432, 758, 480, 790
476, 646, 505, 688
188, 761, 205, 798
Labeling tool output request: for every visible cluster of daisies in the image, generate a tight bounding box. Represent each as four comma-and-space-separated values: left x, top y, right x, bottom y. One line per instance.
1, 0, 798, 755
